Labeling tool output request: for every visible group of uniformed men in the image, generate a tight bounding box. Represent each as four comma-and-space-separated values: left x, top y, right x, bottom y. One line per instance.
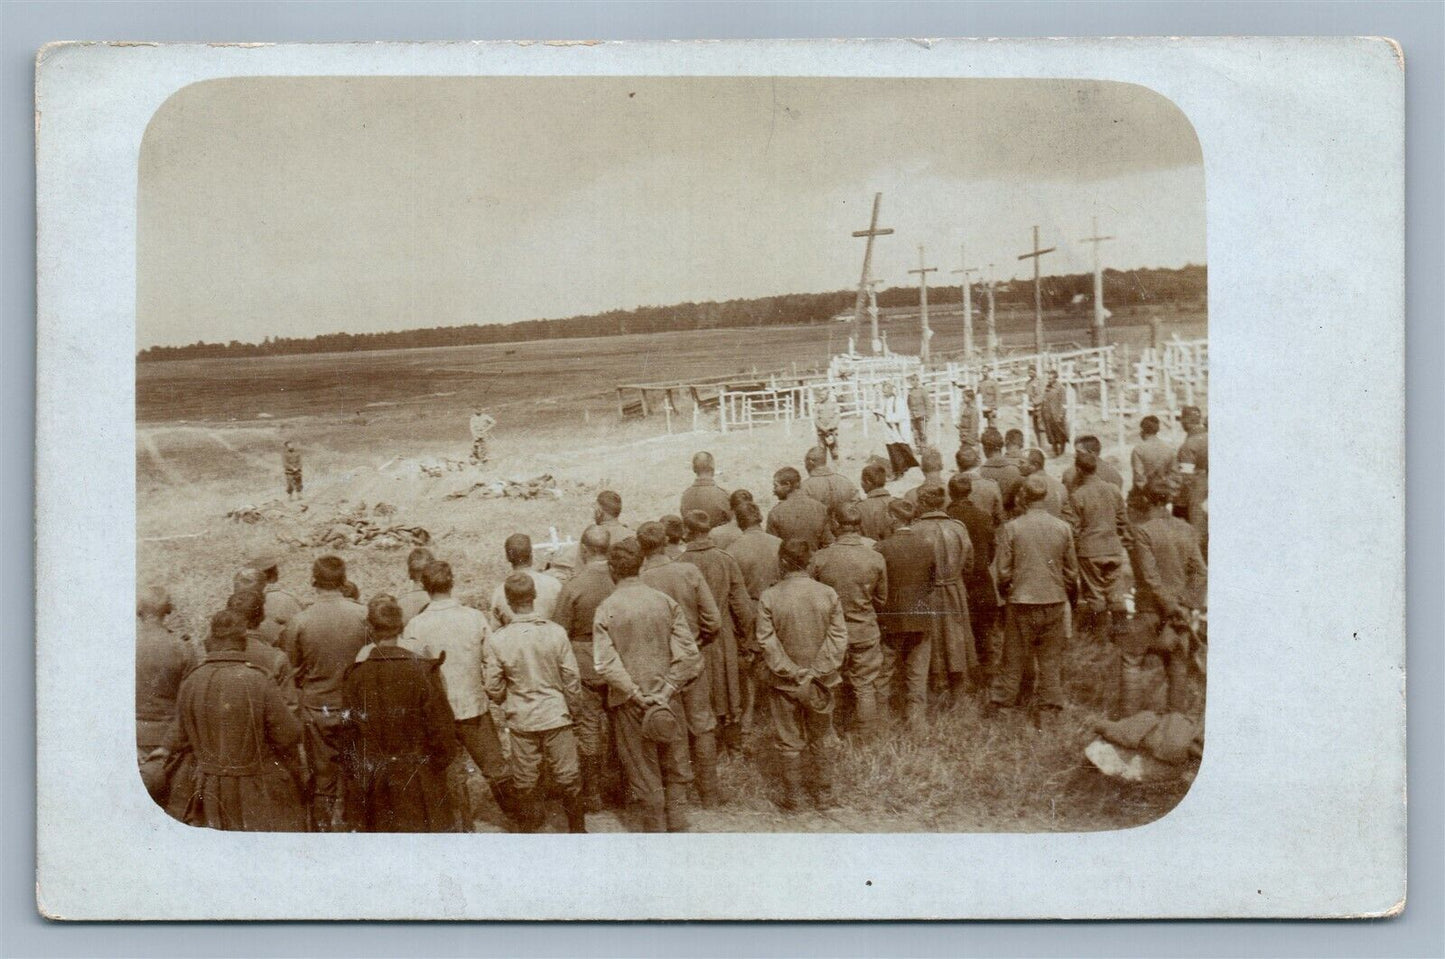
137, 402, 1207, 833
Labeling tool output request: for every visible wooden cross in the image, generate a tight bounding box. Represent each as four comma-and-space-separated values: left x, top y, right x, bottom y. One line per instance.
864, 276, 886, 354
1079, 215, 1115, 348
1017, 225, 1057, 354
851, 192, 894, 353
982, 264, 999, 362
908, 244, 938, 365
950, 243, 980, 360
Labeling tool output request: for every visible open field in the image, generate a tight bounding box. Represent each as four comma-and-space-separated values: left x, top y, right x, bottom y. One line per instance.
137, 315, 1204, 833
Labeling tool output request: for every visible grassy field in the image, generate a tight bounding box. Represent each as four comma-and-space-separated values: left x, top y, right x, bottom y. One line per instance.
138, 313, 1204, 833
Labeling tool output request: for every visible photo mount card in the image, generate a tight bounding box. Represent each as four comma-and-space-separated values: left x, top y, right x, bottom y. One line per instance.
35, 38, 1404, 920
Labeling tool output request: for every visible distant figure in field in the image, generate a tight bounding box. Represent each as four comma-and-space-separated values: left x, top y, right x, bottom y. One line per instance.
283, 441, 303, 500
907, 375, 930, 451
1025, 368, 1046, 442
1041, 371, 1069, 457
955, 385, 981, 450
978, 369, 1001, 428
490, 534, 563, 628
874, 382, 918, 480
469, 408, 496, 465
679, 451, 731, 529
813, 387, 842, 463
799, 446, 859, 514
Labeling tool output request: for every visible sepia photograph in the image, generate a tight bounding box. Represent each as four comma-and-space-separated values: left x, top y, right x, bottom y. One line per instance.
134, 75, 1209, 836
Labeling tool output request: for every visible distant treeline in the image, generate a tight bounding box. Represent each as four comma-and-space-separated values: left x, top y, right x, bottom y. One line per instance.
138, 264, 1205, 362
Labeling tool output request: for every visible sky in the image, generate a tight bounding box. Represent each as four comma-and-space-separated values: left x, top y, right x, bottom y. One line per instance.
137, 77, 1205, 348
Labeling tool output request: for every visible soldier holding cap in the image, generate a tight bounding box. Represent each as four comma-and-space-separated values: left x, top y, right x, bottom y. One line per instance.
637, 521, 723, 806
592, 539, 702, 832
756, 539, 849, 810
808, 503, 888, 739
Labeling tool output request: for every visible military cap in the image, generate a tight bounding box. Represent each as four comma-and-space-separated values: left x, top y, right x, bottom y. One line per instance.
640, 701, 685, 744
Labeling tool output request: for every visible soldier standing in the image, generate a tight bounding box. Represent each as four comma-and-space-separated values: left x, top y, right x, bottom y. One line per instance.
469, 408, 496, 464
807, 504, 888, 739
283, 441, 303, 500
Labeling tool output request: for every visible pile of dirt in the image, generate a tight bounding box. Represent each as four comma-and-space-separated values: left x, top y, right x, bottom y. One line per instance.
444, 473, 566, 502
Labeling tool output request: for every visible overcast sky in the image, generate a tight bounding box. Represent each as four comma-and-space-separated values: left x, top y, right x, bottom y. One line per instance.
138, 77, 1204, 348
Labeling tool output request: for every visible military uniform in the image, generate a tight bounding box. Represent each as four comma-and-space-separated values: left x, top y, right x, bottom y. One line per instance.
907, 386, 930, 450
946, 497, 1000, 665
766, 493, 833, 550
681, 477, 732, 529
640, 554, 721, 739
1025, 376, 1046, 440
990, 505, 1079, 709
1131, 435, 1175, 490
168, 652, 307, 831
679, 538, 754, 727
756, 571, 849, 805
287, 591, 369, 828
396, 585, 431, 625
283, 447, 303, 495
979, 455, 1024, 514
808, 533, 888, 736
1064, 474, 1132, 619
1122, 514, 1207, 714
257, 583, 305, 652
1041, 381, 1069, 454
857, 487, 897, 542
814, 397, 842, 462
799, 466, 860, 515
956, 398, 981, 449
341, 644, 458, 832
955, 471, 1006, 526
875, 523, 935, 730
910, 510, 978, 687
592, 578, 702, 831
709, 518, 743, 550
1176, 429, 1209, 538
136, 617, 197, 803
488, 568, 563, 627
484, 613, 586, 830
978, 378, 1001, 425
551, 559, 618, 805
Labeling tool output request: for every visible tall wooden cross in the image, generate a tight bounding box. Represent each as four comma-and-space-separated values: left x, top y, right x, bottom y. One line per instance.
951, 243, 980, 360
983, 264, 999, 362
1017, 225, 1057, 354
1079, 215, 1115, 348
864, 276, 886, 354
908, 244, 938, 365
851, 193, 894, 354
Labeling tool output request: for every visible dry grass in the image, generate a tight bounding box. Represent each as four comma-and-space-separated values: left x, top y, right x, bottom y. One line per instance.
137, 335, 1203, 833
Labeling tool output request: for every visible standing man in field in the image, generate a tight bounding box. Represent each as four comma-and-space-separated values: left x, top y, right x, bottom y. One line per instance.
286, 555, 369, 830
724, 501, 782, 735
1174, 405, 1209, 551
401, 560, 523, 832
679, 451, 731, 529
875, 500, 934, 731
978, 369, 1002, 428
592, 540, 703, 833
679, 510, 754, 756
808, 503, 888, 740
583, 490, 634, 545
489, 533, 563, 627
283, 441, 303, 500
911, 485, 977, 702
799, 446, 859, 514
1018, 449, 1067, 518
1025, 368, 1047, 443
245, 554, 305, 652
1063, 449, 1133, 644
1064, 436, 1125, 491
954, 446, 1006, 527
396, 547, 435, 625
707, 489, 754, 551
979, 428, 1024, 514
907, 375, 930, 451
946, 473, 1000, 672
135, 584, 194, 804
813, 387, 842, 464
1130, 415, 1175, 492
756, 539, 849, 810
469, 408, 496, 465
955, 384, 981, 451
766, 467, 833, 550
637, 521, 723, 806
550, 526, 618, 811
1041, 371, 1069, 458
484, 574, 589, 833
855, 462, 897, 543
990, 475, 1079, 724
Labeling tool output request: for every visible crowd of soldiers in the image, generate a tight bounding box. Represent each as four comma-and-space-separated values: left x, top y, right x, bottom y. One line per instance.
136, 400, 1207, 834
